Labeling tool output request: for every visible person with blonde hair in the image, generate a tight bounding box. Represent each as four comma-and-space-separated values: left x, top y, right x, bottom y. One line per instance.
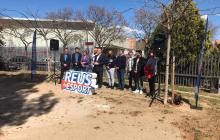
81, 50, 90, 72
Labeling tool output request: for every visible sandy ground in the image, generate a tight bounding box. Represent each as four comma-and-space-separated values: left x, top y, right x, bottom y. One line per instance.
0, 72, 219, 140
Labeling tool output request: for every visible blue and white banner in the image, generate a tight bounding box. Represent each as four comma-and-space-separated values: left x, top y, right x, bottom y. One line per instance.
194, 15, 209, 107
62, 70, 98, 95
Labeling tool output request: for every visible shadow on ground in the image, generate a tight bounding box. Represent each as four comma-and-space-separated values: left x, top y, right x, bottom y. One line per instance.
0, 73, 58, 127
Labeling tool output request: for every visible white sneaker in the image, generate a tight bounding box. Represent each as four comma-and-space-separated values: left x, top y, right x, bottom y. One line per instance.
139, 90, 143, 95
133, 89, 139, 94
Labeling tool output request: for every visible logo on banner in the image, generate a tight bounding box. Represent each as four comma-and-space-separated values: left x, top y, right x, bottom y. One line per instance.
62, 70, 97, 95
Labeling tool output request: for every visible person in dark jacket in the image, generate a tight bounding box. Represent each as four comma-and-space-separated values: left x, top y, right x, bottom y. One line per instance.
127, 51, 134, 91
115, 49, 126, 90
92, 47, 106, 88
132, 50, 146, 94
59, 47, 71, 84
106, 49, 116, 89
72, 47, 82, 71
145, 52, 158, 96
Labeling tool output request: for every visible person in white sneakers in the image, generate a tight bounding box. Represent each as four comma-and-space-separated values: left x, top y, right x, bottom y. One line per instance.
132, 50, 146, 94
126, 51, 134, 91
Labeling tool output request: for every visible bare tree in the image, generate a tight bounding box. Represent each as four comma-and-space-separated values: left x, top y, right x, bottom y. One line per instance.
144, 0, 192, 104
46, 7, 73, 20
134, 8, 158, 50
46, 8, 83, 48
0, 26, 5, 47
0, 9, 53, 75
3, 26, 33, 56
208, 21, 218, 40
76, 5, 127, 48
27, 10, 54, 76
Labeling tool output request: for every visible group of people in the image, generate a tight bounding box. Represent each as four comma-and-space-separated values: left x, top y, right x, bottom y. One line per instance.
60, 47, 158, 96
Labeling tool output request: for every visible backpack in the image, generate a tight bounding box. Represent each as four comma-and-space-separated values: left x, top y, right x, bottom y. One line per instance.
174, 94, 182, 105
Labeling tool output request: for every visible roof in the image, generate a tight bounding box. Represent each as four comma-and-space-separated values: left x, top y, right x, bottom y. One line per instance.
215, 40, 220, 45
0, 17, 95, 30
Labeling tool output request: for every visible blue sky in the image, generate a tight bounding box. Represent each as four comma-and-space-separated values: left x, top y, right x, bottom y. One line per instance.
1, 0, 220, 40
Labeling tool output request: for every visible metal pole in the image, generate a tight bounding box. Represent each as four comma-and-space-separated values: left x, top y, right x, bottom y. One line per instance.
195, 15, 209, 108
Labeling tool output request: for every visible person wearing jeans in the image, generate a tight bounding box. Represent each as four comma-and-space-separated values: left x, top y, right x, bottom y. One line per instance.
132, 50, 146, 94
115, 49, 126, 90
106, 50, 116, 89
117, 69, 125, 90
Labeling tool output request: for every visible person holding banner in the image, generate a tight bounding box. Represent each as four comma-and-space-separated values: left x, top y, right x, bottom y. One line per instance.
106, 49, 116, 89
59, 47, 71, 84
92, 47, 106, 88
115, 49, 127, 90
72, 47, 82, 71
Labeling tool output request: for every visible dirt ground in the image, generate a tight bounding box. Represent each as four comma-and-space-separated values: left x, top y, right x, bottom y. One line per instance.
0, 72, 220, 140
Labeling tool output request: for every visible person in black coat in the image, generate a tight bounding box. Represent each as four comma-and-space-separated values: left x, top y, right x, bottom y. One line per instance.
115, 49, 127, 90
60, 47, 71, 83
132, 50, 146, 94
92, 47, 107, 88
106, 49, 116, 89
72, 47, 82, 71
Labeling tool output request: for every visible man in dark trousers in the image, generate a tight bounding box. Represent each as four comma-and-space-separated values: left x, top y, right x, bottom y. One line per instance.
115, 49, 126, 90
92, 47, 106, 88
133, 50, 146, 94
127, 51, 134, 91
60, 47, 71, 84
145, 52, 158, 96
72, 47, 82, 71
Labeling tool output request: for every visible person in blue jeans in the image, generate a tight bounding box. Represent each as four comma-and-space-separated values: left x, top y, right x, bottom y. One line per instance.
115, 49, 126, 90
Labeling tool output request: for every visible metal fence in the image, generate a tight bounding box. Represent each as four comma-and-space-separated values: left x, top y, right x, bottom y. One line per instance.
0, 46, 94, 71
159, 55, 220, 92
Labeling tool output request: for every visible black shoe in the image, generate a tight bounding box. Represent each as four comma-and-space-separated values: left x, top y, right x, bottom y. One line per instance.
111, 86, 114, 89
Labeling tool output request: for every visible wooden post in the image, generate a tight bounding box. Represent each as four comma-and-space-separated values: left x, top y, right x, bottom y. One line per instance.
171, 56, 175, 104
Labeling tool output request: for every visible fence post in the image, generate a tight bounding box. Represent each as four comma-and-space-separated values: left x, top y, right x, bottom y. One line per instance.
218, 77, 220, 94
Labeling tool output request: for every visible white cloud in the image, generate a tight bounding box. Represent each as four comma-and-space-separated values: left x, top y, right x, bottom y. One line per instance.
122, 26, 144, 38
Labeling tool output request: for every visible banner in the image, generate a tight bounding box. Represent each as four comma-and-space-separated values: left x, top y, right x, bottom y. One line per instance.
62, 70, 98, 95
194, 15, 208, 107
31, 30, 37, 77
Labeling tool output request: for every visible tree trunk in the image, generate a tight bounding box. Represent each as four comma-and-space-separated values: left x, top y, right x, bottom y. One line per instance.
45, 38, 50, 76
171, 56, 175, 104
25, 46, 28, 57
164, 31, 171, 105
25, 46, 28, 71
